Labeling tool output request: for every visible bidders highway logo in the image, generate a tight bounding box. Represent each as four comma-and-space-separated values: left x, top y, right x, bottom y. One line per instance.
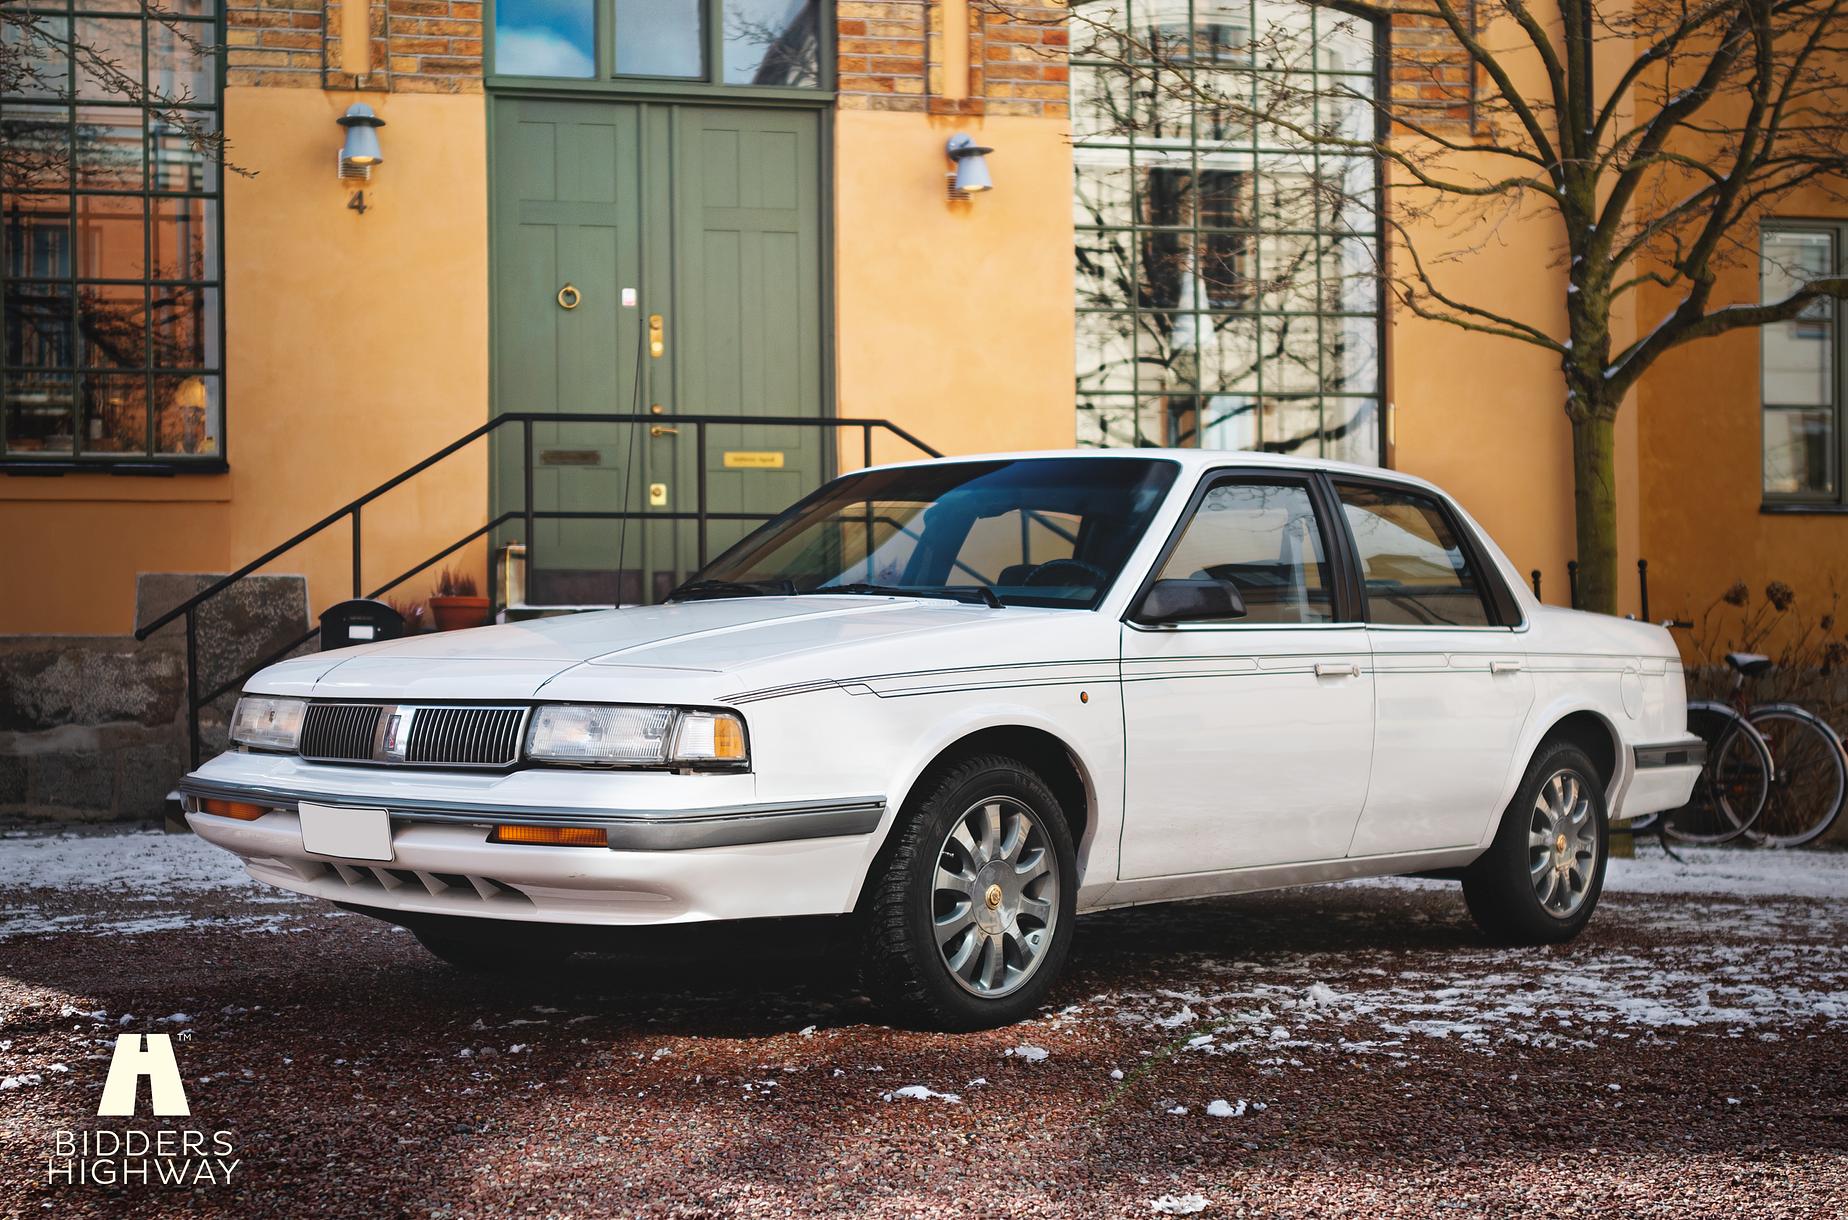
47, 1033, 241, 1187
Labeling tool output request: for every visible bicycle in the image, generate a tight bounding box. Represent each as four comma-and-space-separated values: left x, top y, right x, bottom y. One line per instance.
1639, 632, 1848, 849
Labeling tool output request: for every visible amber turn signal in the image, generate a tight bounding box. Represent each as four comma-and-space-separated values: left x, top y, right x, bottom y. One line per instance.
490, 825, 608, 848
201, 798, 267, 821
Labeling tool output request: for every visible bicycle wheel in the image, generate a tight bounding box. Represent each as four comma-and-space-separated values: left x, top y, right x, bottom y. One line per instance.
1746, 704, 1848, 847
1661, 702, 1772, 844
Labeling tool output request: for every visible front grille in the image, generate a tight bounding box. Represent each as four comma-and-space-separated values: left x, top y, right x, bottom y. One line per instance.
405, 706, 525, 767
300, 703, 384, 761
296, 702, 527, 768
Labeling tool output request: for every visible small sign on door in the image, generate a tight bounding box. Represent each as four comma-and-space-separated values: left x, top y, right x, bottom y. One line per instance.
722, 451, 786, 469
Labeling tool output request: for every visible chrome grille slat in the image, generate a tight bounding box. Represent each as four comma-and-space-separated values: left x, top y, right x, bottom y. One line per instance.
297, 702, 525, 768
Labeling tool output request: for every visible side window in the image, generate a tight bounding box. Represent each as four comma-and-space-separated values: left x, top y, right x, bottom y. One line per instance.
1155, 479, 1335, 624
1336, 483, 1493, 627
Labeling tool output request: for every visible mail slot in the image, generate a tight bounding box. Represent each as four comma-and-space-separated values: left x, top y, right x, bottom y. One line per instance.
539, 449, 601, 466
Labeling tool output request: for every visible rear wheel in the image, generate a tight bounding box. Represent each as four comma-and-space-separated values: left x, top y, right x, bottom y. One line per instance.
1462, 741, 1608, 944
1747, 704, 1848, 847
1662, 702, 1772, 844
860, 754, 1077, 1030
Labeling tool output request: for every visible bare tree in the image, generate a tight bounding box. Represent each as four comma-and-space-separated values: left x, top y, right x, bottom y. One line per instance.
1046, 0, 1848, 613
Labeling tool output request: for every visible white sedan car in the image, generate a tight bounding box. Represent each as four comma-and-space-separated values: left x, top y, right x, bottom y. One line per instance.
184, 451, 1702, 1029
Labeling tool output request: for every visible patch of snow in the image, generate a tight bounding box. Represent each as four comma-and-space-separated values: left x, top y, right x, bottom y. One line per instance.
1007, 1044, 1049, 1063
1206, 1098, 1247, 1118
1149, 1193, 1209, 1214
0, 830, 252, 894
882, 1084, 961, 1104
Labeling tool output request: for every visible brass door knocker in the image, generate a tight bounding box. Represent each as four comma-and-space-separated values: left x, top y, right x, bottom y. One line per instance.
556, 283, 581, 310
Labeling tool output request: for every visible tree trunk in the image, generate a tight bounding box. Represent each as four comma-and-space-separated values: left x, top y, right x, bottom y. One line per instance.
1569, 412, 1619, 615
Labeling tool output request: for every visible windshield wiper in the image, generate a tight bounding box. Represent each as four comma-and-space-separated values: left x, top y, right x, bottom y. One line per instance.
803, 582, 1003, 608
667, 577, 795, 602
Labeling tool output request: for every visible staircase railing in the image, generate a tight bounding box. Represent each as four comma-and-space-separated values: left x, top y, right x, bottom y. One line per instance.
134, 412, 941, 767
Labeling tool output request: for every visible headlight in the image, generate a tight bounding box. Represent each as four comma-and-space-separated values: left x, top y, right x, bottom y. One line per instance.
229, 696, 307, 752
525, 705, 748, 769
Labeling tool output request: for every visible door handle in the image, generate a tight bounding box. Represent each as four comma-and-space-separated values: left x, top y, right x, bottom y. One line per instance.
648, 313, 665, 358
1314, 662, 1360, 678
1490, 660, 1524, 674
648, 425, 679, 438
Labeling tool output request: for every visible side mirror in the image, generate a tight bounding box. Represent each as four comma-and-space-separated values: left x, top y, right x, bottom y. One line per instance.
1132, 578, 1248, 626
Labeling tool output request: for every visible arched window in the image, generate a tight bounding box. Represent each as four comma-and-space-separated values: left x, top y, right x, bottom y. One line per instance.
1072, 0, 1382, 462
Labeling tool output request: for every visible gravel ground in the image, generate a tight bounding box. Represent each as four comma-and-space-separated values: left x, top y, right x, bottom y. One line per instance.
1, 828, 1844, 1218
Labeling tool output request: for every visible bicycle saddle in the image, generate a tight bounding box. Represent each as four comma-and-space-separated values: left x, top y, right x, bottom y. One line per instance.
1725, 651, 1774, 676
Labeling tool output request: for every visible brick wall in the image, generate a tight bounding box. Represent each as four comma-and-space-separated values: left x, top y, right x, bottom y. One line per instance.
838, 0, 1069, 118
1387, 8, 1477, 129
225, 0, 483, 93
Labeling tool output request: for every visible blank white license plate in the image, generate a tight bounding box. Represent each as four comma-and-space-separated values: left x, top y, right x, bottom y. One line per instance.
298, 802, 393, 862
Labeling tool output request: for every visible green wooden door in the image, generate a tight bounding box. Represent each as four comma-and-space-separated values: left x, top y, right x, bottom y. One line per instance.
489, 97, 825, 606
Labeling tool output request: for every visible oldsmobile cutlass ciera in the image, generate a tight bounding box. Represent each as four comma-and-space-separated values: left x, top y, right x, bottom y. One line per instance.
184, 452, 1703, 1029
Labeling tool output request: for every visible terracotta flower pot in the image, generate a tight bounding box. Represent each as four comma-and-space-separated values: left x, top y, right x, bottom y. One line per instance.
427, 595, 489, 631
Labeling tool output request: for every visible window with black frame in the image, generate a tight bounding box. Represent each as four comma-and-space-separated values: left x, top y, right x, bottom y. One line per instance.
1761, 223, 1844, 505
2, 1, 224, 465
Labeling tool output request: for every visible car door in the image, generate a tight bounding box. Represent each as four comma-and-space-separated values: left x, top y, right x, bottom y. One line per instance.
1118, 472, 1374, 878
1330, 478, 1536, 857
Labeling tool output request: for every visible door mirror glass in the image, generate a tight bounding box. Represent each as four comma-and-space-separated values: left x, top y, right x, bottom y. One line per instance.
1134, 577, 1248, 625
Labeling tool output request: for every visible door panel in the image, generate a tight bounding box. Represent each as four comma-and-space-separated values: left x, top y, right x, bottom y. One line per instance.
1118, 474, 1374, 878
489, 99, 825, 604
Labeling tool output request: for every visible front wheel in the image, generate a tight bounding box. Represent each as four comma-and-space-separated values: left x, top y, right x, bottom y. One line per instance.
1462, 741, 1608, 944
860, 754, 1077, 1030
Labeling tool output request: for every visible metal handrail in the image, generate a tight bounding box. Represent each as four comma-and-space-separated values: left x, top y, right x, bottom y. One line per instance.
135, 412, 941, 766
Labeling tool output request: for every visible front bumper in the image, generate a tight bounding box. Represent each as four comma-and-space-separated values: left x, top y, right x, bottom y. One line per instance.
179, 752, 888, 926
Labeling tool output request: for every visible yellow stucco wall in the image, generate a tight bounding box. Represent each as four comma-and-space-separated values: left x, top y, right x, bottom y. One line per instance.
3, 87, 491, 636
833, 110, 1076, 467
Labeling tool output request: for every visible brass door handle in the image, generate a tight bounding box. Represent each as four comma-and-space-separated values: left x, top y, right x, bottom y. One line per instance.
649, 425, 679, 437
557, 283, 581, 310
648, 313, 664, 357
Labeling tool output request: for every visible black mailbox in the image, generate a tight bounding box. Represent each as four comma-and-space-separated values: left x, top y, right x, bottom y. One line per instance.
319, 598, 406, 651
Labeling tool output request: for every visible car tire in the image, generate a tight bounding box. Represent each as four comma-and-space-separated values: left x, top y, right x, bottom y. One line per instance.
860, 753, 1078, 1031
413, 926, 571, 976
1462, 741, 1609, 945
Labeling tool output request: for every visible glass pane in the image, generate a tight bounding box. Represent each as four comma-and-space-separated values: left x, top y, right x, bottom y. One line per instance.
73, 17, 144, 100
1323, 397, 1380, 465
74, 104, 144, 190
1760, 229, 1833, 408
78, 281, 148, 368
2, 105, 73, 193
149, 119, 218, 193
74, 192, 147, 280
153, 372, 219, 455
151, 196, 214, 281
148, 18, 217, 106
148, 283, 214, 367
614, 0, 704, 77
4, 370, 76, 455
3, 197, 72, 279
494, 0, 597, 78
1076, 311, 1138, 394
79, 370, 148, 454
5, 279, 74, 367
2, 14, 71, 98
1338, 483, 1491, 626
722, 0, 819, 86
1157, 481, 1335, 624
1763, 409, 1836, 498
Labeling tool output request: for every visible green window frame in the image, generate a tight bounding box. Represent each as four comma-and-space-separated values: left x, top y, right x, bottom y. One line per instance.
1070, 0, 1384, 464
1, 0, 227, 473
486, 0, 832, 97
1761, 220, 1846, 508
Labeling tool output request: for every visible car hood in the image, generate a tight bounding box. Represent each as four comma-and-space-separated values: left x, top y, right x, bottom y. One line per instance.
247, 597, 1071, 702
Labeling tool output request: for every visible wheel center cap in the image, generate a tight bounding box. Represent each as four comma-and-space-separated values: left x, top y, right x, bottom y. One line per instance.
984, 883, 1003, 910
1555, 833, 1569, 856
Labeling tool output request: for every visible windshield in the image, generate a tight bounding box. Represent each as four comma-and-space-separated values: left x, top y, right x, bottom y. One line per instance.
683, 458, 1180, 609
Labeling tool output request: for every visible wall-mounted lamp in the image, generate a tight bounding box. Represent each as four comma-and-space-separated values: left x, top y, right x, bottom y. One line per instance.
336, 103, 386, 181
945, 133, 994, 200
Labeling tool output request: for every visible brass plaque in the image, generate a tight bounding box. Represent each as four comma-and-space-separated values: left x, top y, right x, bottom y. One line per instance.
539, 449, 600, 466
722, 450, 785, 470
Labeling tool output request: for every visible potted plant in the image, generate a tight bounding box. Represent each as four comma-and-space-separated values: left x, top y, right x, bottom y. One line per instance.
427, 567, 489, 631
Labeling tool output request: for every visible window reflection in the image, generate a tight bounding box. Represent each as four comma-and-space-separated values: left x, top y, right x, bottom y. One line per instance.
494, 0, 597, 77
723, 0, 821, 86
615, 0, 704, 77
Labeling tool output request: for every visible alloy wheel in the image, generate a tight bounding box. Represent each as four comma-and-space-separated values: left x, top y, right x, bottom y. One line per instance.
931, 796, 1060, 998
1528, 769, 1599, 917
